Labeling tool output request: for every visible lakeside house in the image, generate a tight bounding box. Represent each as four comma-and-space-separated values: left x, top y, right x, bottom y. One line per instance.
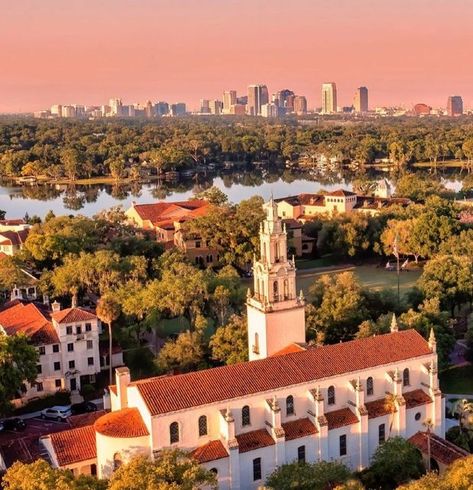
125, 199, 219, 266
37, 199, 462, 488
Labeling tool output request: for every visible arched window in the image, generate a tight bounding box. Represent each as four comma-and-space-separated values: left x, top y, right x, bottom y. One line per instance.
198, 415, 207, 437
328, 386, 335, 405
286, 395, 295, 416
113, 452, 122, 471
170, 422, 179, 444
242, 405, 251, 426
366, 377, 374, 396
403, 368, 410, 387
273, 281, 279, 300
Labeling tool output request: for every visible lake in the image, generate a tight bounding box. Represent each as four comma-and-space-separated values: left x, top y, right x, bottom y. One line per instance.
0, 167, 465, 218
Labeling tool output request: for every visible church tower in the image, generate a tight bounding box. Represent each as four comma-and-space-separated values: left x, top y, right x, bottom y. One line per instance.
247, 198, 306, 361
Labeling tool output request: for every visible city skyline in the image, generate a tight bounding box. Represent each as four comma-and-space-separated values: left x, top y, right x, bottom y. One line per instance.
2, 0, 473, 113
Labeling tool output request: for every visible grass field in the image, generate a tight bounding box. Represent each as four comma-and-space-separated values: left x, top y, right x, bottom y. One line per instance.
296, 264, 422, 297
439, 365, 473, 395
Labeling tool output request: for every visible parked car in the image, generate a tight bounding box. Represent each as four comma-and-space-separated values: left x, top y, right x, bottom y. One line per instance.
40, 406, 72, 421
0, 418, 26, 432
70, 401, 97, 416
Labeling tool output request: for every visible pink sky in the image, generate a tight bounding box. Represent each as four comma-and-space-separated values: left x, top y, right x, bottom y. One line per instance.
2, 0, 473, 113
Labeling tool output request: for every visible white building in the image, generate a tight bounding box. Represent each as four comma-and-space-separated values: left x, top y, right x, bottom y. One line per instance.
41, 201, 446, 488
0, 301, 102, 398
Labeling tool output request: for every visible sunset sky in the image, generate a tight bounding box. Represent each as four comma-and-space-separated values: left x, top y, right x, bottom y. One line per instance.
2, 0, 473, 113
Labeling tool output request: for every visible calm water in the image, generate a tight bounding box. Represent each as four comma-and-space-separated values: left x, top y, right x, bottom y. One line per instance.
0, 168, 465, 219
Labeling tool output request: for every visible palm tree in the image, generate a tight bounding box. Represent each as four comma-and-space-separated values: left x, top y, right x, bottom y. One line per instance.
452, 399, 473, 433
96, 295, 121, 385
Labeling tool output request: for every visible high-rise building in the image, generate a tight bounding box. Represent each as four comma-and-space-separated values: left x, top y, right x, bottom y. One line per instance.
261, 103, 278, 118
353, 87, 368, 113
247, 84, 269, 115
209, 100, 223, 115
321, 82, 337, 114
273, 89, 295, 113
223, 90, 237, 114
230, 104, 246, 115
50, 104, 62, 117
447, 96, 463, 117
170, 103, 186, 116
109, 98, 123, 116
293, 95, 308, 115
61, 105, 76, 118
200, 99, 210, 114
145, 100, 154, 118
155, 101, 169, 116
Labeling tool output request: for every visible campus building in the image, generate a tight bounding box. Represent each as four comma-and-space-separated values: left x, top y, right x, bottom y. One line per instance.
0, 219, 30, 256
41, 200, 447, 488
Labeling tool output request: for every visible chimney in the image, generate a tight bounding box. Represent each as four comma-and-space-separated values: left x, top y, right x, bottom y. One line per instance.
71, 295, 78, 308
52, 300, 61, 312
115, 366, 131, 409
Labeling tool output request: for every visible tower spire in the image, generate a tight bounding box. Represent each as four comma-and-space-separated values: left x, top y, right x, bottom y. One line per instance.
390, 313, 398, 333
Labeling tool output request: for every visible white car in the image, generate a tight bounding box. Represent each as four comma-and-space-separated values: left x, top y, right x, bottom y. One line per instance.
40, 405, 72, 421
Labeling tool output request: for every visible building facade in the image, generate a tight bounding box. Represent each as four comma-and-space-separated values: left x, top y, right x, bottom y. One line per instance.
447, 96, 463, 117
321, 82, 337, 114
41, 201, 444, 488
353, 87, 368, 113
247, 85, 269, 116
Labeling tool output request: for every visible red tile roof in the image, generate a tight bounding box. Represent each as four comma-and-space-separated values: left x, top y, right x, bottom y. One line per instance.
404, 389, 432, 409
325, 408, 359, 430
270, 343, 307, 357
0, 302, 59, 345
409, 432, 469, 465
0, 219, 27, 226
282, 418, 317, 440
94, 407, 149, 438
365, 397, 396, 419
51, 307, 96, 324
326, 189, 357, 197
236, 429, 275, 453
0, 229, 29, 246
46, 425, 96, 466
69, 410, 107, 428
191, 440, 229, 463
131, 200, 209, 226
134, 330, 431, 416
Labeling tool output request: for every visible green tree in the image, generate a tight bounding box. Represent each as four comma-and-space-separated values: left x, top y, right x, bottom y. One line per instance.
194, 186, 229, 206
209, 314, 248, 365
2, 459, 106, 490
108, 451, 217, 490
0, 333, 38, 416
96, 294, 121, 384
156, 330, 206, 373
266, 460, 352, 490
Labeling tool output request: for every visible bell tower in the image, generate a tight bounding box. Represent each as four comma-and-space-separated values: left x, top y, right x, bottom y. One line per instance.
247, 198, 306, 361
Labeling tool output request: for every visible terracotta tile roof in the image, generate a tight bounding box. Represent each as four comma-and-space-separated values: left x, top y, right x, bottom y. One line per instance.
134, 330, 431, 416
326, 189, 357, 197
409, 432, 469, 465
0, 219, 27, 226
282, 418, 317, 440
94, 407, 149, 438
365, 397, 396, 419
270, 343, 307, 357
191, 440, 229, 463
282, 218, 302, 229
131, 200, 208, 225
404, 389, 432, 409
0, 230, 29, 246
46, 425, 96, 466
236, 429, 275, 453
51, 307, 96, 324
325, 408, 359, 430
68, 410, 107, 428
0, 302, 59, 345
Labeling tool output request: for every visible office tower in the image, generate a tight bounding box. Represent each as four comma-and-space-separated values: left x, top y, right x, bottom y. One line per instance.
447, 96, 463, 116
209, 100, 223, 115
170, 103, 186, 116
223, 90, 237, 114
353, 86, 368, 113
261, 103, 278, 118
50, 104, 62, 117
61, 105, 76, 118
200, 99, 210, 114
273, 89, 295, 112
155, 101, 169, 116
247, 84, 269, 115
293, 95, 308, 115
145, 100, 154, 118
321, 83, 337, 114
109, 98, 123, 116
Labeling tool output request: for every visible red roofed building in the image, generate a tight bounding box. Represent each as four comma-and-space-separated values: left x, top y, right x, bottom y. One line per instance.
125, 200, 218, 266
0, 300, 106, 401
39, 201, 445, 488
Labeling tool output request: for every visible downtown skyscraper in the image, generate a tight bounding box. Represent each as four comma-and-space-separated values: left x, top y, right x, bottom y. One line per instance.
247, 84, 269, 116
321, 82, 337, 114
353, 86, 369, 113
447, 96, 463, 116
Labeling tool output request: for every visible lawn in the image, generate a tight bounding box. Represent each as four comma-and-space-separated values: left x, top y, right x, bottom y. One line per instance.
296, 264, 422, 297
439, 365, 473, 395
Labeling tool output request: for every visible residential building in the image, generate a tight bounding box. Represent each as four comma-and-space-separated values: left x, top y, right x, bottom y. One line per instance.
0, 221, 30, 256
0, 301, 104, 399
447, 96, 463, 117
223, 91, 237, 114
321, 82, 337, 114
293, 95, 307, 115
353, 87, 368, 113
276, 189, 409, 219
40, 201, 447, 487
247, 85, 269, 116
